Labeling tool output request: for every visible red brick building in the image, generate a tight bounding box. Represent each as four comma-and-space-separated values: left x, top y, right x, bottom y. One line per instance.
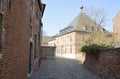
113, 11, 120, 41
0, 0, 45, 79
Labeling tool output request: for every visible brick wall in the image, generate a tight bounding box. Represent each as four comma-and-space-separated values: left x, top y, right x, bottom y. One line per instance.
83, 48, 120, 79
41, 46, 56, 58
113, 11, 120, 41
0, 1, 29, 79
83, 54, 99, 73
0, 0, 45, 79
98, 48, 120, 79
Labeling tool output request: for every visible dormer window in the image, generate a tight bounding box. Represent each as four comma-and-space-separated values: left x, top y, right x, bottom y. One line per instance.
103, 28, 106, 32
83, 26, 87, 31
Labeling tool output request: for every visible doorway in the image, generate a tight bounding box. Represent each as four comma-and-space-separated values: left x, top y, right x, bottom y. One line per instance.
28, 42, 33, 74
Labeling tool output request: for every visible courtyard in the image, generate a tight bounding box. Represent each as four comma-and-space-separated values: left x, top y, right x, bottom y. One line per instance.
30, 57, 101, 79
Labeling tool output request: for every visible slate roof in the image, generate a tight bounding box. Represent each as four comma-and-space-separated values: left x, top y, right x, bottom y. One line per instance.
59, 12, 104, 35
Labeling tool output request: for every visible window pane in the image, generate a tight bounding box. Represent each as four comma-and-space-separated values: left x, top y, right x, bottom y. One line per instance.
0, 0, 4, 12
0, 0, 1, 11
0, 13, 2, 53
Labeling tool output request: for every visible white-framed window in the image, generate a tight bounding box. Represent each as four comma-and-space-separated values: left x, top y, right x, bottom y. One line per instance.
83, 26, 87, 31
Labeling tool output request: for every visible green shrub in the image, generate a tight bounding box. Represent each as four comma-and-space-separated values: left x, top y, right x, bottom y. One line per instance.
81, 44, 114, 54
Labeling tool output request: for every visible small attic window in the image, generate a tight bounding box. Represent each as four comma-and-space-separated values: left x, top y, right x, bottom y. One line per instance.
83, 26, 87, 31
103, 28, 106, 31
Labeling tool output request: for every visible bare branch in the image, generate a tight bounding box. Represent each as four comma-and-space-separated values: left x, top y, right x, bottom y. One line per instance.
83, 7, 107, 27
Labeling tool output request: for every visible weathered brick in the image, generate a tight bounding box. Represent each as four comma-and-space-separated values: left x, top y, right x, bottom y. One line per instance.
98, 48, 120, 79
113, 11, 120, 41
0, 0, 45, 79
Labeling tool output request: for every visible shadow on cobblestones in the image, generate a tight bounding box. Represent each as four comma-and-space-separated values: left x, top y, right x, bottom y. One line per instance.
29, 57, 101, 79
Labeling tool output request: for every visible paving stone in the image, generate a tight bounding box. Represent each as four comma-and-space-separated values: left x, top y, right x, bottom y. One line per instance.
30, 57, 101, 79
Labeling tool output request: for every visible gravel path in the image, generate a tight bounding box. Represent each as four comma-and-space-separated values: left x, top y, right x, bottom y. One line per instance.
30, 58, 101, 79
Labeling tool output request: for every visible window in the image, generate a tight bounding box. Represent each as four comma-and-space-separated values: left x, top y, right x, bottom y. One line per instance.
83, 26, 86, 31
0, 13, 3, 54
34, 35, 37, 59
30, 0, 32, 7
32, 3, 35, 15
28, 42, 33, 74
35, 0, 39, 20
36, 10, 39, 20
0, 0, 4, 55
70, 45, 72, 53
30, 19, 32, 36
30, 0, 33, 11
8, 0, 11, 9
64, 46, 66, 53
0, 0, 4, 12
92, 27, 94, 31
30, 0, 35, 16
70, 36, 72, 42
82, 34, 84, 41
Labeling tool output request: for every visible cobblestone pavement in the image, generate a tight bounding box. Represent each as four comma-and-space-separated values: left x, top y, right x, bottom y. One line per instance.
30, 57, 101, 79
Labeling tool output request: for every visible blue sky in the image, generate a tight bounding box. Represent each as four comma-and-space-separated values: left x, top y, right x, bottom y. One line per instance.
42, 0, 120, 36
